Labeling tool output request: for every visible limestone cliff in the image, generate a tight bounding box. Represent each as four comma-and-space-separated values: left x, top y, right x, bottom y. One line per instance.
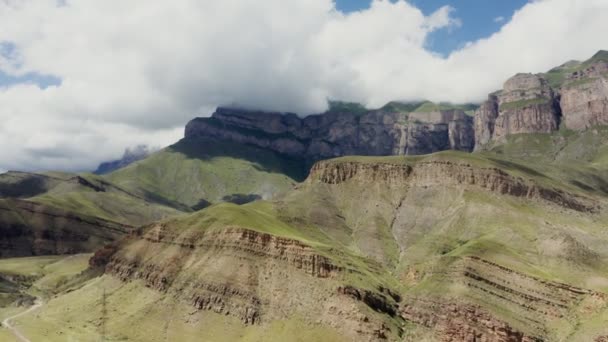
185, 106, 474, 162
475, 50, 608, 149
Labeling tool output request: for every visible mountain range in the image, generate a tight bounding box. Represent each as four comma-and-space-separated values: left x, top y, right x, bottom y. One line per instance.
0, 51, 608, 341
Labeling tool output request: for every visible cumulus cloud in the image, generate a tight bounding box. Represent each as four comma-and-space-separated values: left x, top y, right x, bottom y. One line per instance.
494, 16, 505, 23
0, 0, 607, 172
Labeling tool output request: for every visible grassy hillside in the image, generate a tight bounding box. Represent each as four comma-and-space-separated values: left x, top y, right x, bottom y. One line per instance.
379, 101, 478, 115
106, 137, 306, 209
485, 126, 608, 197
541, 50, 608, 88
7, 145, 607, 341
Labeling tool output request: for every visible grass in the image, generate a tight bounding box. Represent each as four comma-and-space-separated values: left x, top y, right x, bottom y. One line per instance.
499, 97, 549, 110
11, 276, 349, 342
486, 126, 608, 196
32, 189, 180, 226
563, 77, 598, 88
107, 137, 304, 208
325, 101, 368, 116
3, 141, 608, 340
541, 50, 608, 88
171, 201, 318, 244
412, 101, 479, 113
0, 254, 91, 297
380, 101, 426, 114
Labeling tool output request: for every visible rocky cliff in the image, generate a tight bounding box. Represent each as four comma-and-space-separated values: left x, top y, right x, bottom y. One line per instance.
185, 105, 474, 162
475, 50, 608, 149
96, 204, 404, 341
296, 153, 608, 341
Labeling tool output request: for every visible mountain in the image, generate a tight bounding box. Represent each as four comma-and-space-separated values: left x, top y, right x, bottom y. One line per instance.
105, 137, 306, 209
0, 171, 181, 257
185, 101, 475, 162
10, 148, 608, 341
94, 145, 154, 175
475, 50, 608, 149
2, 51, 608, 342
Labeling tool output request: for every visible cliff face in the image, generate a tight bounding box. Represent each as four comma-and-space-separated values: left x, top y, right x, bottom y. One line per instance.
185, 106, 474, 161
98, 213, 403, 341
299, 155, 608, 341
475, 51, 608, 149
560, 61, 608, 130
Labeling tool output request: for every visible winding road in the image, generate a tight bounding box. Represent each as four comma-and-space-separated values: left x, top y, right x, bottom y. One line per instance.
1, 297, 42, 342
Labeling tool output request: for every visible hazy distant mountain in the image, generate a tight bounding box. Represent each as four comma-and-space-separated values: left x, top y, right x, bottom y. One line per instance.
94, 145, 155, 174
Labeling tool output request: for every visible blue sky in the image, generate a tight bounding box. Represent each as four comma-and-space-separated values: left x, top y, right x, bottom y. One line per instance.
335, 0, 529, 55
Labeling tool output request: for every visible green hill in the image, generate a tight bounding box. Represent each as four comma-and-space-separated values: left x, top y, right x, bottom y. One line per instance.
106, 137, 307, 209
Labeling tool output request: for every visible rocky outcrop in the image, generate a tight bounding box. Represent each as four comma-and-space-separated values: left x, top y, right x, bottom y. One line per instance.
309, 161, 413, 185
308, 158, 597, 212
401, 299, 541, 342
560, 60, 608, 130
104, 224, 397, 341
0, 199, 131, 257
185, 106, 474, 162
474, 74, 559, 148
475, 51, 608, 149
400, 256, 606, 341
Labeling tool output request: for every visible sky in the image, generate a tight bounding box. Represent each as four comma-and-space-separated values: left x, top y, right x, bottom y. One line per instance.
335, 0, 529, 55
0, 0, 607, 173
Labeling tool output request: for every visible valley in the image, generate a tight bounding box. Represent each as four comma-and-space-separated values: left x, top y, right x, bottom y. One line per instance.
0, 51, 608, 341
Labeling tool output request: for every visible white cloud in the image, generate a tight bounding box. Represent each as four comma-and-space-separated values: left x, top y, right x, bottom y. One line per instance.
0, 0, 607, 172
494, 16, 505, 23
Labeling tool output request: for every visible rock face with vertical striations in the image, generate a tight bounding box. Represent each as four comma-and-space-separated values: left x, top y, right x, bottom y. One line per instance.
475, 50, 608, 150
559, 53, 608, 130
185, 105, 475, 162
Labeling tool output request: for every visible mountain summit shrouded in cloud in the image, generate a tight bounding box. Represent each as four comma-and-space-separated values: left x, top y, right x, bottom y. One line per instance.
0, 0, 607, 172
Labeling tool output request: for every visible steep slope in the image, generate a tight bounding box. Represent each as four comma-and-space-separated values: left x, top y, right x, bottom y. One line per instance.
106, 137, 306, 209
296, 152, 608, 341
0, 199, 130, 257
475, 50, 608, 149
0, 171, 182, 257
0, 171, 183, 226
14, 201, 404, 342
184, 101, 475, 162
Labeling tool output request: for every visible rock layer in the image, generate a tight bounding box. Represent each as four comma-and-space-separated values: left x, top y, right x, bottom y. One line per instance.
185, 107, 474, 162
475, 51, 608, 149
102, 225, 399, 341
308, 158, 597, 212
400, 256, 606, 342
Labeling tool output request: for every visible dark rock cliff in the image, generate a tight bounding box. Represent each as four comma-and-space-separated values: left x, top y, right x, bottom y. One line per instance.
185, 106, 474, 162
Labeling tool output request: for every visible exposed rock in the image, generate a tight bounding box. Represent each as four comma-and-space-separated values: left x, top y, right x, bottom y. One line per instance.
307, 159, 597, 213
185, 106, 474, 162
475, 74, 559, 148
560, 62, 608, 130
401, 299, 542, 342
338, 285, 398, 316
400, 256, 606, 342
475, 51, 608, 149
473, 96, 499, 149
105, 225, 395, 341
